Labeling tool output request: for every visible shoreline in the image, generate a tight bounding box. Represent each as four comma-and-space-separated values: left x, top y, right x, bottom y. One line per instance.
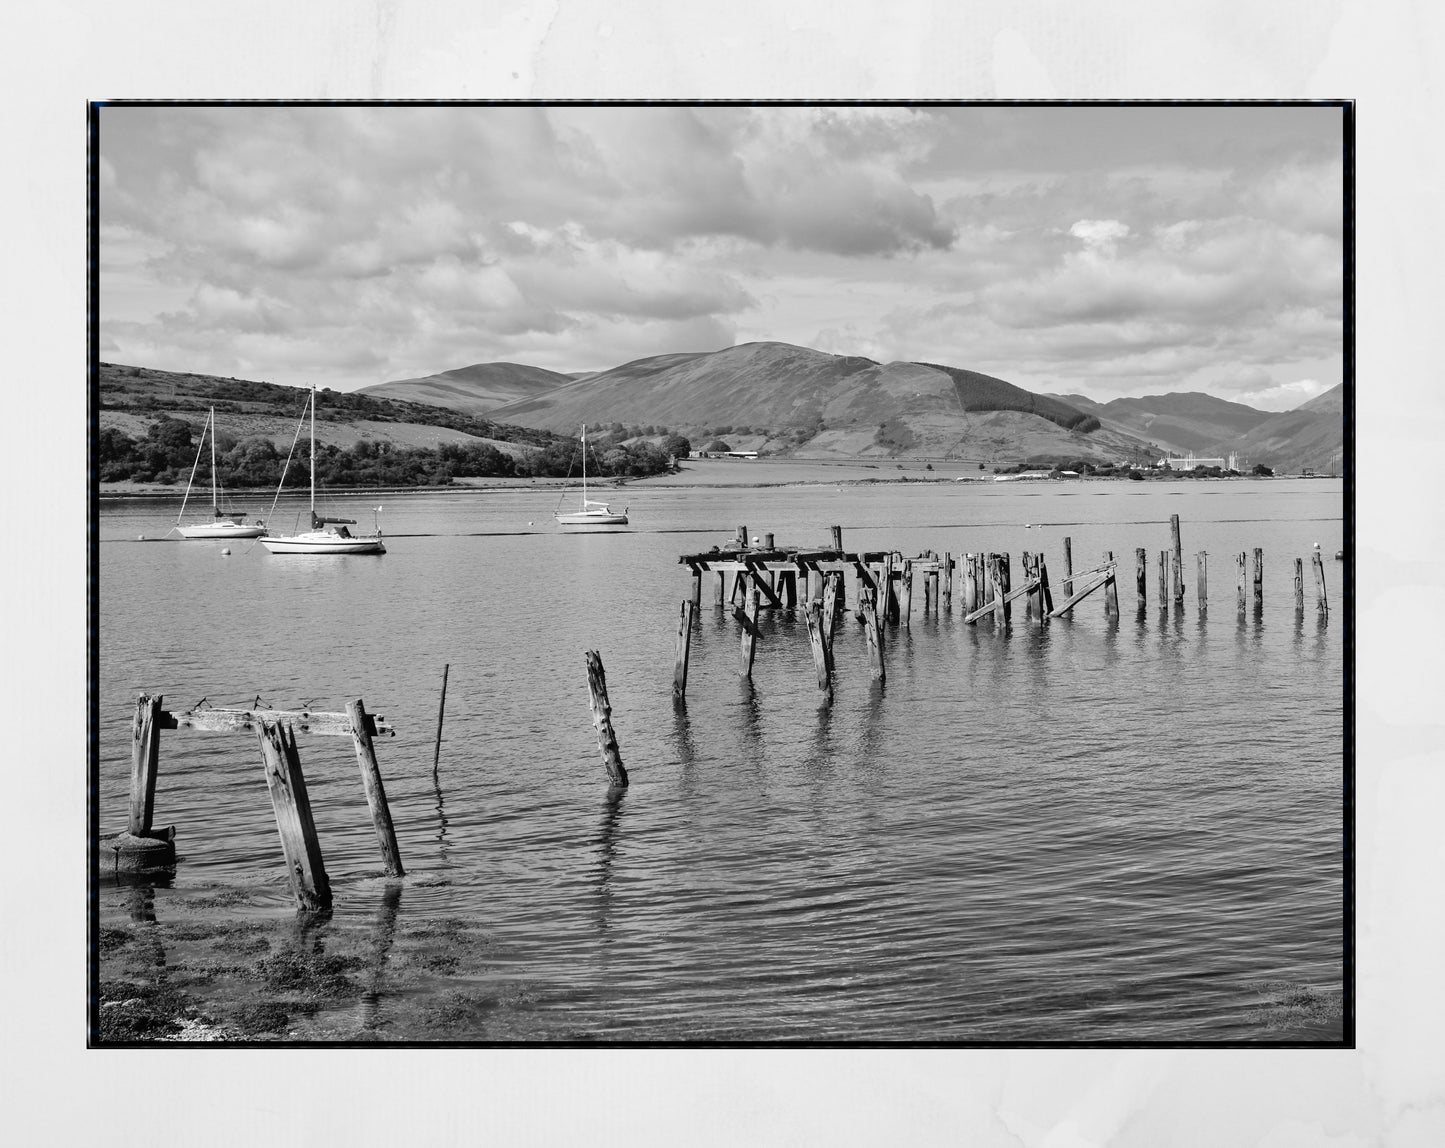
99, 457, 1333, 500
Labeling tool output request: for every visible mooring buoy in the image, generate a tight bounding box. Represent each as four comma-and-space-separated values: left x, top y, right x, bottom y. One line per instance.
221, 547, 231, 555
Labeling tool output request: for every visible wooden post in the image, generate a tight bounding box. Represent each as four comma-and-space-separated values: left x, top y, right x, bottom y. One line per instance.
690, 566, 703, 608
346, 698, 405, 878
1170, 552, 1182, 609
762, 531, 774, 550
1252, 547, 1264, 610
128, 693, 163, 837
432, 664, 449, 774
830, 524, 843, 552
584, 650, 629, 788
1170, 514, 1184, 603
900, 559, 913, 628
781, 569, 798, 609
673, 599, 695, 699
881, 554, 899, 623
804, 600, 832, 700
1000, 554, 1012, 624
1197, 552, 1208, 609
941, 552, 952, 609
1159, 550, 1169, 608
1237, 551, 1247, 612
1313, 551, 1329, 613
1135, 548, 1147, 611
1062, 536, 1074, 598
963, 555, 977, 614
256, 719, 332, 911
1037, 556, 1054, 616
739, 586, 761, 678
714, 569, 726, 608
860, 588, 885, 682
808, 566, 823, 604
1295, 557, 1305, 612
1103, 551, 1120, 617
736, 524, 749, 549
822, 570, 841, 641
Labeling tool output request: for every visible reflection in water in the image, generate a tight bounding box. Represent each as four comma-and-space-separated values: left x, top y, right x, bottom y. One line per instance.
431, 763, 451, 865
593, 790, 625, 942
671, 701, 697, 768
127, 883, 157, 925
357, 882, 403, 1032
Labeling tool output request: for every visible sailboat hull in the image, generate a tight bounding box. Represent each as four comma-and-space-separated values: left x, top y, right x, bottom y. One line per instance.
176, 521, 268, 539
555, 511, 629, 528
260, 531, 386, 554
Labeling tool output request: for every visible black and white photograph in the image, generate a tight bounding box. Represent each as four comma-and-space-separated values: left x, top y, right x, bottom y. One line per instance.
90, 101, 1349, 1047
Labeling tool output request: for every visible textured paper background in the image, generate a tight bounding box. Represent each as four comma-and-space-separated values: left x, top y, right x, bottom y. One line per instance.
13, 1, 1438, 1142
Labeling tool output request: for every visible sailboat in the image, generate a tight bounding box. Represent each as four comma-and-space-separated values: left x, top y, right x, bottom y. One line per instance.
260, 387, 386, 555
554, 424, 628, 528
173, 407, 267, 539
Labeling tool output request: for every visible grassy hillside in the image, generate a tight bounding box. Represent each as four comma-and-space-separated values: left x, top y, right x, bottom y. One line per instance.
917, 363, 1101, 432
358, 361, 574, 415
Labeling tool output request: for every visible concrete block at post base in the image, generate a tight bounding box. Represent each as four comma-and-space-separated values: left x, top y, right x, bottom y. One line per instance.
100, 828, 177, 875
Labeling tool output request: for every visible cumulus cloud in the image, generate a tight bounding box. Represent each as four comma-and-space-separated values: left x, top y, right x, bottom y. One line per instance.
97, 104, 1343, 400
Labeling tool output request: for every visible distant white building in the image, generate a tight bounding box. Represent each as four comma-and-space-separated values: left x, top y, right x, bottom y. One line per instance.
1157, 452, 1240, 471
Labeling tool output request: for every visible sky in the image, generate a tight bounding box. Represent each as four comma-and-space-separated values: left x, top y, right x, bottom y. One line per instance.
98, 103, 1345, 410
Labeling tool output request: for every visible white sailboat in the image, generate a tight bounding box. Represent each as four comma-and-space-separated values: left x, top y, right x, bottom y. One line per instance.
260, 387, 387, 555
554, 424, 629, 529
173, 407, 267, 539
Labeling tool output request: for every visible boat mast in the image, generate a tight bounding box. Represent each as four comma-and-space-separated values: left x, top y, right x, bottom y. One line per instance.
209, 407, 218, 513
581, 424, 587, 503
310, 386, 316, 515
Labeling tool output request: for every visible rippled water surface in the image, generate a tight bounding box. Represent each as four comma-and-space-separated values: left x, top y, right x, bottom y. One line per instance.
96, 478, 1347, 1041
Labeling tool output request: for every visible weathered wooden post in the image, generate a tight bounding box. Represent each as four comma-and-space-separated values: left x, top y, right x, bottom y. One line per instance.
941, 552, 952, 609
830, 524, 844, 552
1196, 552, 1208, 610
714, 569, 726, 608
1313, 550, 1329, 613
1103, 551, 1120, 618
584, 651, 629, 788
690, 565, 703, 608
762, 531, 775, 550
1159, 550, 1169, 607
345, 698, 405, 878
736, 524, 749, 549
1037, 556, 1054, 616
673, 599, 695, 700
804, 600, 832, 700
860, 587, 885, 682
822, 570, 841, 640
128, 693, 164, 837
1062, 537, 1074, 598
963, 554, 977, 614
1170, 514, 1184, 604
1252, 548, 1264, 611
739, 585, 761, 678
1295, 557, 1306, 613
432, 664, 450, 774
882, 553, 899, 623
256, 719, 332, 911
1136, 548, 1148, 612
1237, 551, 1248, 612
900, 559, 913, 628
1170, 552, 1182, 609
1000, 554, 1013, 624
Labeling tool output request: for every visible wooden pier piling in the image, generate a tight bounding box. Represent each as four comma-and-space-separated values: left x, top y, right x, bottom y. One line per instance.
1252, 548, 1264, 611
1037, 557, 1054, 616
999, 554, 1012, 624
1159, 550, 1168, 608
1103, 551, 1120, 618
1237, 552, 1247, 613
860, 588, 885, 682
256, 719, 332, 911
1197, 553, 1208, 610
128, 693, 164, 837
941, 552, 952, 609
963, 554, 978, 614
1170, 514, 1184, 604
1136, 548, 1148, 611
346, 698, 405, 878
738, 586, 761, 678
673, 600, 695, 699
1295, 557, 1306, 612
804, 600, 833, 700
1313, 550, 1329, 614
584, 650, 629, 789
432, 664, 449, 774
831, 525, 844, 551
900, 559, 913, 628
1063, 537, 1074, 598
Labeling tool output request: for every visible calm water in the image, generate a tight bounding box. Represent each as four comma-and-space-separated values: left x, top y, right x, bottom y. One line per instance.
95, 478, 1347, 1042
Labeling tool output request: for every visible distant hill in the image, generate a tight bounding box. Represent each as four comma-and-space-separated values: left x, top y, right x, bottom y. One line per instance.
1042, 390, 1273, 457
486, 341, 1159, 465
1231, 383, 1344, 472
359, 361, 575, 415
95, 362, 569, 458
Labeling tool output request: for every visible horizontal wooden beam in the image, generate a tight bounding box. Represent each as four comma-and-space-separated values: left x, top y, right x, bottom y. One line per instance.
161, 707, 394, 738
